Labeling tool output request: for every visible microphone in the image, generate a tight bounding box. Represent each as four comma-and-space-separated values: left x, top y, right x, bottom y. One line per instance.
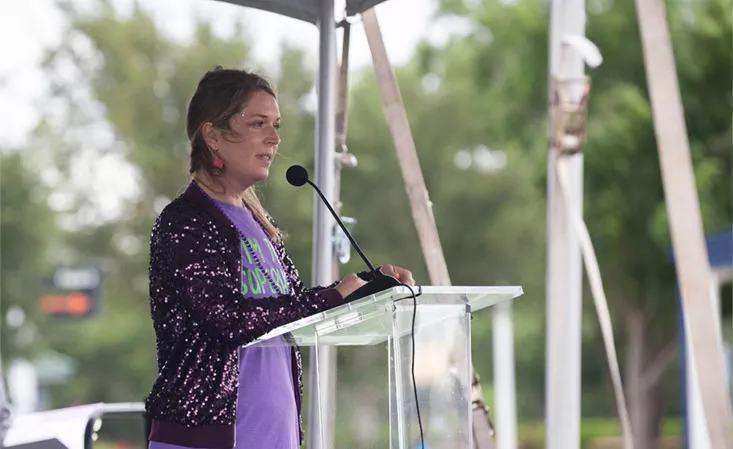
285, 164, 401, 301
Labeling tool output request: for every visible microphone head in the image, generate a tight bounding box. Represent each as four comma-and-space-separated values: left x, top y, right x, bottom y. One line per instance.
286, 165, 309, 187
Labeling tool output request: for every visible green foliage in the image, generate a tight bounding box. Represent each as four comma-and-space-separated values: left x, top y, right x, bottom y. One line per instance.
0, 151, 60, 361
428, 0, 731, 443
516, 417, 684, 449
24, 0, 324, 408
2, 0, 729, 447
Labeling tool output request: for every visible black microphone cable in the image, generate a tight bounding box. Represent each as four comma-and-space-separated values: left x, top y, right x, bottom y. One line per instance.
395, 279, 425, 448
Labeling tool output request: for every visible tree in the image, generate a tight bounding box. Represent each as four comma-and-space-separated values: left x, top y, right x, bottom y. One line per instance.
26, 0, 590, 446
427, 0, 731, 447
31, 0, 323, 408
0, 150, 60, 364
341, 60, 547, 406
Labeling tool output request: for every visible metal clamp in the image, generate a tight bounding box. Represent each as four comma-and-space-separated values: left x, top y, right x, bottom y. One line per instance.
550, 76, 591, 156
335, 145, 358, 168
333, 216, 356, 264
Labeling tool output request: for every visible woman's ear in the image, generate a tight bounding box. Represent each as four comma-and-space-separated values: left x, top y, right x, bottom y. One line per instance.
201, 122, 219, 151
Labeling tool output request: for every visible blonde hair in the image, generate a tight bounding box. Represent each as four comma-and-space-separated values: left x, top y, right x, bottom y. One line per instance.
242, 187, 281, 243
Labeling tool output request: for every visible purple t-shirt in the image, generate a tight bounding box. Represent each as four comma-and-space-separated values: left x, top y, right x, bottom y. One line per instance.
149, 200, 299, 449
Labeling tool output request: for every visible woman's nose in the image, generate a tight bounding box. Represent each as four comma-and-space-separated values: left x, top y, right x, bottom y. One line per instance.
267, 126, 280, 145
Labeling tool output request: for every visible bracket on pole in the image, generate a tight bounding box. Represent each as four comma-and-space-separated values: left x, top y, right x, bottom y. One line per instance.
562, 35, 603, 69
332, 216, 356, 264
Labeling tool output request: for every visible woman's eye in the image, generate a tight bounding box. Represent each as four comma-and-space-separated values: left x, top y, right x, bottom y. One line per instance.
274, 123, 281, 130
253, 121, 265, 127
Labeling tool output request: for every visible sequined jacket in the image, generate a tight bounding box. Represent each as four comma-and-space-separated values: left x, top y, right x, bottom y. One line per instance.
145, 182, 372, 448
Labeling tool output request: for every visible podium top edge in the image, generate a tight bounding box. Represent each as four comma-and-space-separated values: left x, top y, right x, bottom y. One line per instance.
414, 285, 523, 296
243, 285, 524, 347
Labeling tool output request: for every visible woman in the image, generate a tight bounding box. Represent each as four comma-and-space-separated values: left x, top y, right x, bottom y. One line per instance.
145, 66, 414, 449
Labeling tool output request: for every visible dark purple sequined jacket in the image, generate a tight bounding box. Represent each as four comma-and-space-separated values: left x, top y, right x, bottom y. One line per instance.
145, 182, 372, 448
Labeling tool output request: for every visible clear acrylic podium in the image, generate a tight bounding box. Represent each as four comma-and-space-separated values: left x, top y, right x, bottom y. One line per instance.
244, 285, 523, 448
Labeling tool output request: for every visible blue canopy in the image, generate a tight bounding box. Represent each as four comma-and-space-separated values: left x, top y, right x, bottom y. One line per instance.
667, 228, 733, 271
705, 229, 733, 269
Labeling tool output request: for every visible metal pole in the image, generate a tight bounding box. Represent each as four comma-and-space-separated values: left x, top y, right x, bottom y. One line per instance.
308, 1, 337, 448
492, 301, 517, 449
0, 357, 10, 448
686, 273, 722, 449
677, 290, 690, 449
320, 20, 355, 448
545, 1, 585, 448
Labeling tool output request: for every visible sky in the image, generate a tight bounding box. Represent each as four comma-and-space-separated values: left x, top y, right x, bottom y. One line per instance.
0, 0, 449, 224
0, 0, 441, 147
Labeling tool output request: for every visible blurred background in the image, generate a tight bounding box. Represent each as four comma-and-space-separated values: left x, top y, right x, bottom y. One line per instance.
0, 0, 730, 448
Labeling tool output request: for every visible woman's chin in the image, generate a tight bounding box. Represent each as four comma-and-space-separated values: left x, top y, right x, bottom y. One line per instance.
254, 167, 270, 182
247, 168, 270, 185
225, 169, 269, 189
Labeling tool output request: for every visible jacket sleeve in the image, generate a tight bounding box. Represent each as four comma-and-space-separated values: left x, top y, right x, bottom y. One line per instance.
150, 213, 344, 347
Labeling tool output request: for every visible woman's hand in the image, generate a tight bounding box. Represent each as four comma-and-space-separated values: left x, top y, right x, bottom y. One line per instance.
379, 264, 415, 286
334, 266, 415, 300
334, 273, 367, 299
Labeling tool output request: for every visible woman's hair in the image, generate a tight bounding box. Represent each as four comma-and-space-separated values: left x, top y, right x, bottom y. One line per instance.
187, 66, 281, 241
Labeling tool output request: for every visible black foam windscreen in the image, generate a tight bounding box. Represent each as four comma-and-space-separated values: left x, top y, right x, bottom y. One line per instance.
285, 165, 309, 187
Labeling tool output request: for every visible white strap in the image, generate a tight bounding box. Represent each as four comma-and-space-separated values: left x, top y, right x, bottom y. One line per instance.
556, 156, 634, 449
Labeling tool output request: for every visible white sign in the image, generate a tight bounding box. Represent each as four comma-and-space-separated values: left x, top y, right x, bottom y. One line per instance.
52, 268, 100, 291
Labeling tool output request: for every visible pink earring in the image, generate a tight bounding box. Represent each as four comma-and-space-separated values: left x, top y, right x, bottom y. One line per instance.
212, 147, 224, 169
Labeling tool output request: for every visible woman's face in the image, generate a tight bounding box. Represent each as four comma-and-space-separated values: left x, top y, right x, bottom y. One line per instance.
205, 91, 281, 189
